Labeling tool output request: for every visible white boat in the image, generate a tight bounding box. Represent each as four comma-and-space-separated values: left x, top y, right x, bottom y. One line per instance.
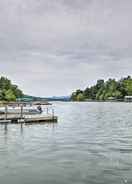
0, 106, 42, 115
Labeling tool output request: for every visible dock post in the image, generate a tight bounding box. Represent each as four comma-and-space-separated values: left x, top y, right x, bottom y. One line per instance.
20, 105, 23, 119
5, 105, 8, 120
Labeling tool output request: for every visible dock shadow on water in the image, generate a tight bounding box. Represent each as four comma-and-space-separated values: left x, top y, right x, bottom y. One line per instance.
1, 121, 58, 135
0, 102, 132, 184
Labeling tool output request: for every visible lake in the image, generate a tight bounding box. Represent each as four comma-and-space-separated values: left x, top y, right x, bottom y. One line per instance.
0, 102, 132, 184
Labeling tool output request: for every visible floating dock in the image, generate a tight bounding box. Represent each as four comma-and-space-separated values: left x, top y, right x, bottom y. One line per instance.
0, 103, 58, 124
0, 115, 58, 124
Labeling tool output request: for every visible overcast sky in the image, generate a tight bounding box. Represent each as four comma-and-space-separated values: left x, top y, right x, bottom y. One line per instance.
0, 0, 132, 96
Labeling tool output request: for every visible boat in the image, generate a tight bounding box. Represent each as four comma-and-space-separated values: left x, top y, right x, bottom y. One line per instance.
0, 106, 42, 115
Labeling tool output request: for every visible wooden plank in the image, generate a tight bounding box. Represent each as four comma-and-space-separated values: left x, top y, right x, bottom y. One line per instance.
0, 115, 22, 120
0, 115, 57, 124
0, 120, 11, 123
24, 116, 57, 123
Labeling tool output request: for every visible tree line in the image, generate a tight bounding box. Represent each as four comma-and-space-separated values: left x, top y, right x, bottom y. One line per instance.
71, 76, 132, 101
0, 77, 23, 101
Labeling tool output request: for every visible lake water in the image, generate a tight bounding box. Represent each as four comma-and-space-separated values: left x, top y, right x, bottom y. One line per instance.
0, 102, 132, 184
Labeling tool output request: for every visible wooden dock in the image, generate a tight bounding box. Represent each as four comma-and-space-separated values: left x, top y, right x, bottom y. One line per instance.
0, 104, 58, 124
0, 115, 58, 124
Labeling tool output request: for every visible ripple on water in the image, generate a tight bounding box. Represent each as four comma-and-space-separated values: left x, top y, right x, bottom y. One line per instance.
0, 102, 132, 184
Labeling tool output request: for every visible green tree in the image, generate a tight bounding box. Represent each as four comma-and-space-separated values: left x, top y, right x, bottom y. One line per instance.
83, 87, 91, 99
71, 89, 83, 101
71, 76, 132, 101
76, 93, 84, 101
0, 76, 23, 101
4, 89, 16, 101
122, 78, 132, 95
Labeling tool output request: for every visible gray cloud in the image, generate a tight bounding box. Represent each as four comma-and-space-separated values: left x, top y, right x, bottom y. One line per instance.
0, 0, 132, 96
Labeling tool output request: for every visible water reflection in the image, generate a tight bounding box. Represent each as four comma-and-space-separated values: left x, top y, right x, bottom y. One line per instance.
4, 123, 8, 135
2, 122, 57, 135
20, 123, 24, 135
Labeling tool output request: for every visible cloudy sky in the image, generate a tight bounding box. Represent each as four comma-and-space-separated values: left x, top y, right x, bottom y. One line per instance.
0, 0, 132, 96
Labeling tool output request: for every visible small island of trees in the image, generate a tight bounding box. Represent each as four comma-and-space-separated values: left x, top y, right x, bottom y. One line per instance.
71, 76, 132, 101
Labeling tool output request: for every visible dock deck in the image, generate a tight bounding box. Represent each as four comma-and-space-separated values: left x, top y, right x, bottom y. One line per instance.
0, 114, 58, 124
0, 104, 58, 124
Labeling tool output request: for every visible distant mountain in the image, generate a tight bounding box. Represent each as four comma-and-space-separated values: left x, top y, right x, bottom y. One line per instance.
18, 95, 71, 102
44, 96, 71, 101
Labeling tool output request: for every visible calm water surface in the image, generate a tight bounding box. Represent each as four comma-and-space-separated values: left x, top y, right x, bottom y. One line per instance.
0, 102, 132, 184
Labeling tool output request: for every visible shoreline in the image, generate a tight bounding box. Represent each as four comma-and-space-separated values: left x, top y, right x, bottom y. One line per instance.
70, 100, 132, 103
